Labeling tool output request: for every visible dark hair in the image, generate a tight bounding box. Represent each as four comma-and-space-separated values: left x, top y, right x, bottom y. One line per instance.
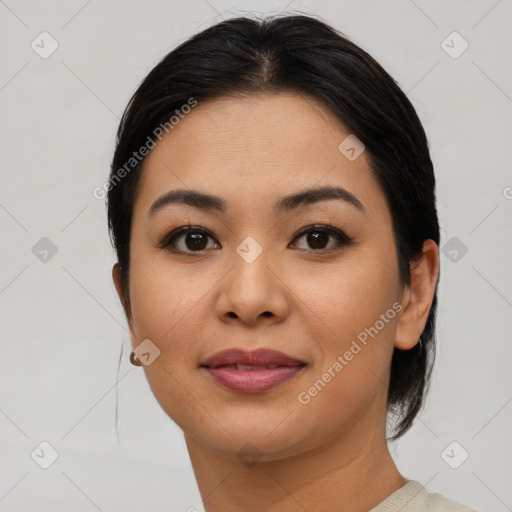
108, 13, 440, 440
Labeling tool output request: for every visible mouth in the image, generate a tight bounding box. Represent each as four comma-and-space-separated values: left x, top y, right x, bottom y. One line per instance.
211, 363, 303, 371
200, 348, 308, 393
201, 347, 307, 368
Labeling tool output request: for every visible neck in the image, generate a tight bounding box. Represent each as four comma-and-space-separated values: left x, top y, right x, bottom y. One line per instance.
184, 421, 406, 512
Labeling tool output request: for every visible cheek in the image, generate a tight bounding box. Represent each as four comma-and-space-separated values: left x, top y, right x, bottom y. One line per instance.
128, 262, 209, 352
288, 266, 399, 448
127, 261, 214, 430
292, 251, 400, 402
295, 249, 400, 344
126, 246, 200, 346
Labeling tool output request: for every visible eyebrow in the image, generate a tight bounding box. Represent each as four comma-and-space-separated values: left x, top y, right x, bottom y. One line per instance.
148, 185, 365, 217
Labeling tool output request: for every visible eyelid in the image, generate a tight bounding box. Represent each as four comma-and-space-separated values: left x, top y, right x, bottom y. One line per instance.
291, 223, 352, 243
159, 223, 353, 252
158, 225, 217, 250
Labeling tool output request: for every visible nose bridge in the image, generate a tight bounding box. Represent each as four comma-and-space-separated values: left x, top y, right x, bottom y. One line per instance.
217, 233, 288, 323
231, 233, 272, 302
235, 234, 266, 266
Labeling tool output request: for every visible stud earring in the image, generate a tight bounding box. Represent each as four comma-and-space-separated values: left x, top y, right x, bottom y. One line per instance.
130, 351, 142, 366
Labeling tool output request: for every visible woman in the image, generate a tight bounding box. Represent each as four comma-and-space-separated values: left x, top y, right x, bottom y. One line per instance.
107, 13, 478, 512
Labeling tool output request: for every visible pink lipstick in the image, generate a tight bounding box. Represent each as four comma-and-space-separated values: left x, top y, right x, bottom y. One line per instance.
201, 348, 307, 393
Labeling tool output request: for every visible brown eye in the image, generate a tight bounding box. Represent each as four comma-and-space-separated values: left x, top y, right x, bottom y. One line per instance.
160, 223, 352, 255
160, 226, 219, 253
291, 225, 353, 251
183, 232, 209, 251
304, 231, 329, 250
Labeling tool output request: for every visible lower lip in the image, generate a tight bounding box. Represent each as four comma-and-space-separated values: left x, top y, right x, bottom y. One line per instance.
202, 365, 306, 393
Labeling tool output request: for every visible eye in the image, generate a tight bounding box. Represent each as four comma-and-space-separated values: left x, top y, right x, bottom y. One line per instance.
290, 224, 353, 251
159, 225, 220, 253
160, 223, 353, 254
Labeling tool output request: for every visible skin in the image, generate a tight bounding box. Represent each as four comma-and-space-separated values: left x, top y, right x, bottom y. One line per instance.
112, 91, 439, 512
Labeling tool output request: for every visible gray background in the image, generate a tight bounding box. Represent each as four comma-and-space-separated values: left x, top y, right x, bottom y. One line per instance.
1, 0, 511, 510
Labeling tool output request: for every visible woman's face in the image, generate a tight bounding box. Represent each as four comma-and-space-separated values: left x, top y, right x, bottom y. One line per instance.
118, 92, 409, 460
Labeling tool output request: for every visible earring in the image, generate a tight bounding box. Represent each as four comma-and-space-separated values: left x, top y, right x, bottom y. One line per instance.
130, 351, 142, 367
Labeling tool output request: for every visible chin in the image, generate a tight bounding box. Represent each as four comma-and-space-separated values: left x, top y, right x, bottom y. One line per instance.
183, 409, 316, 461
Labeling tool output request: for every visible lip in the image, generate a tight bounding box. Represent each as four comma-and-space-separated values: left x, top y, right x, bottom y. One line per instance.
200, 348, 307, 394
201, 348, 306, 368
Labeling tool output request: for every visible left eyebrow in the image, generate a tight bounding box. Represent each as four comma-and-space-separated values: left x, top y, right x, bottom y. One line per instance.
275, 185, 364, 213
148, 185, 365, 217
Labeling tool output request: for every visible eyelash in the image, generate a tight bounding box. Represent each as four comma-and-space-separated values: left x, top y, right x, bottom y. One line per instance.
158, 223, 353, 254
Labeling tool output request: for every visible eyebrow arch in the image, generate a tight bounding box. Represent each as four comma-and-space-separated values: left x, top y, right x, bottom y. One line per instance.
275, 185, 364, 213
148, 185, 365, 217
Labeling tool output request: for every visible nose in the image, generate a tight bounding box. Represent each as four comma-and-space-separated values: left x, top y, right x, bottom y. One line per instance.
215, 243, 290, 326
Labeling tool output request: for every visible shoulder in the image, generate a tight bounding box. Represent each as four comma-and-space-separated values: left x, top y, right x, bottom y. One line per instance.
369, 480, 479, 512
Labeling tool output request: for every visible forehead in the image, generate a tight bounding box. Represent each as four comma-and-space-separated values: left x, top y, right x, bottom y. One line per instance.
133, 92, 387, 220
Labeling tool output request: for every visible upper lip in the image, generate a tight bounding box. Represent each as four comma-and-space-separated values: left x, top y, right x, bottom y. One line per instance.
201, 348, 307, 368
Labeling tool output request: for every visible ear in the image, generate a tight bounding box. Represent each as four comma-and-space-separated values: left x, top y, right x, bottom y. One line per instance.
395, 239, 439, 350
112, 263, 135, 336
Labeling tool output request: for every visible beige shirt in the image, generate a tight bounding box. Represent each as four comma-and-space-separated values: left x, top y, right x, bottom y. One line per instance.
369, 480, 478, 511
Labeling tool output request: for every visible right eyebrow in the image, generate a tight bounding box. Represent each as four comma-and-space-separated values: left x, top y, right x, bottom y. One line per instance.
148, 189, 226, 217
